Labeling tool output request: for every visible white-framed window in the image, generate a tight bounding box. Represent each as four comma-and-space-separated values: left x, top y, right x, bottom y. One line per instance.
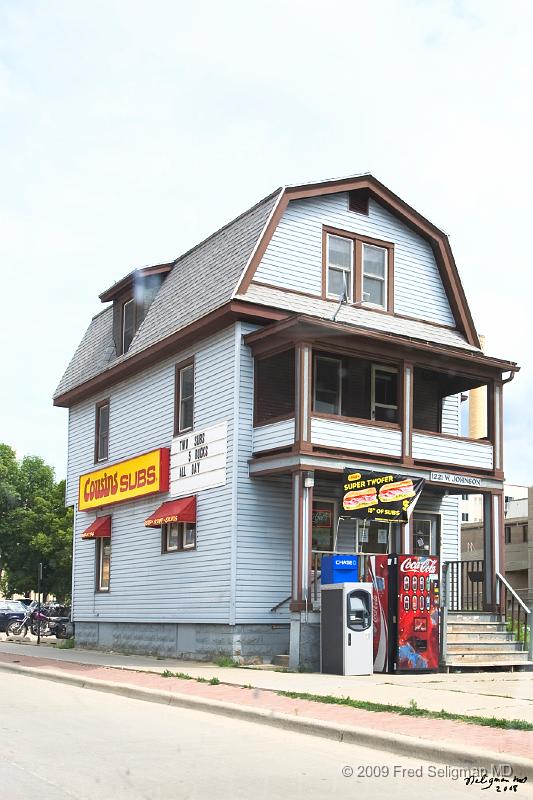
97, 537, 111, 592
362, 243, 387, 309
326, 234, 353, 301
371, 364, 398, 423
163, 522, 196, 553
314, 355, 342, 415
122, 298, 135, 354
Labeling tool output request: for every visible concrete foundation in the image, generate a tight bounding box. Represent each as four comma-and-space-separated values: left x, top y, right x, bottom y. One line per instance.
289, 612, 320, 671
73, 621, 290, 663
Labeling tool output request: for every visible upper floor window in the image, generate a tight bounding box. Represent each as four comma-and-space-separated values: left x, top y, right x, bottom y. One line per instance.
326, 235, 353, 301
122, 298, 135, 354
94, 400, 110, 462
362, 244, 387, 308
371, 365, 398, 423
324, 230, 393, 312
504, 525, 511, 544
312, 352, 398, 425
314, 355, 342, 415
175, 360, 194, 434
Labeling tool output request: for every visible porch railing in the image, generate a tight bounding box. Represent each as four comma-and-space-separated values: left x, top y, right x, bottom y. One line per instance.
496, 572, 533, 660
442, 559, 484, 612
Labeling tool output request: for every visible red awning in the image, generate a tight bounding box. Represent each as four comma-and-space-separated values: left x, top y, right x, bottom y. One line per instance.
81, 516, 111, 540
144, 497, 196, 527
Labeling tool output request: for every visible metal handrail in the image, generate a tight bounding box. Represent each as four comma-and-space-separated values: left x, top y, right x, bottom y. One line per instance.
497, 572, 531, 615
496, 571, 532, 660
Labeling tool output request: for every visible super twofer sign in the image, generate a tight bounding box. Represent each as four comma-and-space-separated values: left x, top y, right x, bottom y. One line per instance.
78, 448, 170, 511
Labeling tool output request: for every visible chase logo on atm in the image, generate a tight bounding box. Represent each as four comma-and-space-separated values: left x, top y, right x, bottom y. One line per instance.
400, 558, 438, 574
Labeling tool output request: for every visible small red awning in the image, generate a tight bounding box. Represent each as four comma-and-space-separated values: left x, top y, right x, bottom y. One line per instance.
144, 496, 196, 528
81, 516, 111, 540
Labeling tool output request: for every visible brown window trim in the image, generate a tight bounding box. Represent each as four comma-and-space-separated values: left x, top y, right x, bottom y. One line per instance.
94, 398, 110, 464
161, 522, 197, 554
174, 358, 195, 436
321, 225, 394, 313
95, 536, 111, 593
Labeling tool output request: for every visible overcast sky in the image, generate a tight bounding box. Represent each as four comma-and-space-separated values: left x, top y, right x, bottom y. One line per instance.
0, 0, 531, 485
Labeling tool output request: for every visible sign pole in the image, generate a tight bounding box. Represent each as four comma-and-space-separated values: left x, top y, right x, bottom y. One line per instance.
37, 562, 42, 645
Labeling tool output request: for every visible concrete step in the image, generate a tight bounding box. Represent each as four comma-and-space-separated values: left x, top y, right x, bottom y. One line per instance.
447, 641, 525, 653
447, 612, 503, 622
447, 631, 515, 643
447, 623, 506, 633
446, 650, 530, 664
447, 659, 533, 670
272, 655, 289, 668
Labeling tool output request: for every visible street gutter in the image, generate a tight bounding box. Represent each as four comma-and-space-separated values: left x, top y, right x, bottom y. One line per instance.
1, 660, 532, 781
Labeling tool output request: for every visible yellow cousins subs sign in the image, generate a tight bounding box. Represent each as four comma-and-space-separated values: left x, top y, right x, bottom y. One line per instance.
78, 448, 170, 511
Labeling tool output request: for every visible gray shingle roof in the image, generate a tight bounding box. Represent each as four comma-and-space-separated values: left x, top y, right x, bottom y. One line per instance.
236, 284, 481, 353
54, 190, 281, 399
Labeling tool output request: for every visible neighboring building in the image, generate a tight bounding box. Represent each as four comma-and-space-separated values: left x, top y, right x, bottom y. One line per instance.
54, 174, 518, 668
461, 483, 527, 524
462, 486, 532, 606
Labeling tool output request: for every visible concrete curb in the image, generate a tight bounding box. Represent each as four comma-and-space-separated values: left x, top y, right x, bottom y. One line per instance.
1, 660, 532, 780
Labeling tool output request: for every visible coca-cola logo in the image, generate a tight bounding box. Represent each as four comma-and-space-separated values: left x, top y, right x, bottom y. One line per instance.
400, 558, 438, 574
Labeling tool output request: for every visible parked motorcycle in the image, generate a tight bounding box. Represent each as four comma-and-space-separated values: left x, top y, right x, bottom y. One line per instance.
6, 603, 73, 640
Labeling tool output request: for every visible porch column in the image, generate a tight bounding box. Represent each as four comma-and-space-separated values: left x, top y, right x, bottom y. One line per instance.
402, 361, 414, 465
290, 469, 314, 611
295, 343, 312, 453
482, 491, 504, 610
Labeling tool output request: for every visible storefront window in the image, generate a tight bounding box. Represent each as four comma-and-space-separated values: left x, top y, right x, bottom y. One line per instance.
162, 522, 196, 553
312, 500, 335, 553
97, 537, 111, 591
357, 521, 390, 554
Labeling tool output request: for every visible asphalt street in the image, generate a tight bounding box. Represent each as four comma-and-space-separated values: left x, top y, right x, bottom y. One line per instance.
0, 673, 528, 800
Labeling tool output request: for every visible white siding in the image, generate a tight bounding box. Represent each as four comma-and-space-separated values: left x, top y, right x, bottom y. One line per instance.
311, 417, 402, 458
412, 432, 494, 470
255, 193, 455, 327
69, 326, 237, 624
253, 419, 295, 453
441, 394, 461, 436
235, 325, 292, 622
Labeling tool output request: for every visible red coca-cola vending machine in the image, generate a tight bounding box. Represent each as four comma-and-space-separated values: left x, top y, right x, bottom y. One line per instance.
366, 554, 440, 672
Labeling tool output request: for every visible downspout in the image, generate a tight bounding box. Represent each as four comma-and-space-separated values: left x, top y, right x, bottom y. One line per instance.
229, 322, 241, 627
501, 371, 516, 386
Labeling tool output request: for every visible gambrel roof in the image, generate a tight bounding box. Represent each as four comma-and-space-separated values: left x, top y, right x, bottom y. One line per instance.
54, 174, 515, 407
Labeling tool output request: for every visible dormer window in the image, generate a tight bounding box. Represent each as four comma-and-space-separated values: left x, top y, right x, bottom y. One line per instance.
99, 262, 172, 357
323, 228, 393, 313
122, 298, 135, 354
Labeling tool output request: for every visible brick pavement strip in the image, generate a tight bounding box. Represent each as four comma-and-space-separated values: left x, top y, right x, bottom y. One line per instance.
0, 650, 532, 778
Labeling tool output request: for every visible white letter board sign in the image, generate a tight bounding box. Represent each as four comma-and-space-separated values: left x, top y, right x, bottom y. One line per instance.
170, 421, 227, 496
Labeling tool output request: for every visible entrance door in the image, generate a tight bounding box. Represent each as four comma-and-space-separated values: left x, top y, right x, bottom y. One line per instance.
356, 520, 390, 554
412, 514, 439, 557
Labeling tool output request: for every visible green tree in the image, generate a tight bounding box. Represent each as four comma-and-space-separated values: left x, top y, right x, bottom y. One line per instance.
0, 446, 72, 599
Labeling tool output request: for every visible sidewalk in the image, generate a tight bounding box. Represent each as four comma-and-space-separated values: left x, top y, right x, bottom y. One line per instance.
1, 639, 532, 775
1, 638, 532, 721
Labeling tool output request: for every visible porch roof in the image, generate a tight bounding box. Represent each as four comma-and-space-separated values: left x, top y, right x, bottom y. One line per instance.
243, 313, 518, 378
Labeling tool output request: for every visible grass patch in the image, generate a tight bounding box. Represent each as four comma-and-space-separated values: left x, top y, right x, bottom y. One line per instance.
214, 656, 240, 668
56, 638, 75, 649
161, 670, 193, 680
276, 691, 533, 731
209, 677, 221, 685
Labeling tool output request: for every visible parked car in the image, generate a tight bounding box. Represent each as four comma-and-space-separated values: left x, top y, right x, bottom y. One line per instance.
0, 601, 27, 632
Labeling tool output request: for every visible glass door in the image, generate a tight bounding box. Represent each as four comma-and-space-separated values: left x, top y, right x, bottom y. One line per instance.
412, 514, 439, 556
356, 520, 390, 554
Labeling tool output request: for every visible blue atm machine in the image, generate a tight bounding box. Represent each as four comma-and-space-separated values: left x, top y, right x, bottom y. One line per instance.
321, 554, 359, 584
